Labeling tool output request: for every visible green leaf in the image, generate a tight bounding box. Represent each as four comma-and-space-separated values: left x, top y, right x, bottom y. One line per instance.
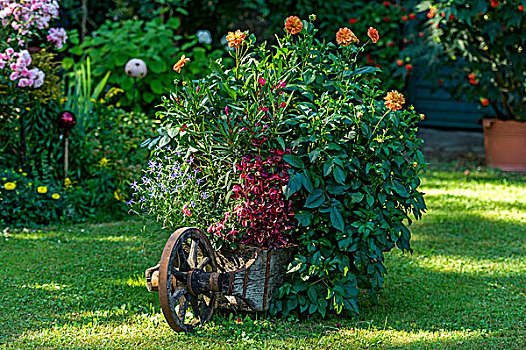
304, 189, 325, 208
366, 194, 374, 208
143, 91, 155, 103
333, 165, 347, 185
283, 154, 304, 168
62, 57, 74, 70
283, 172, 302, 199
300, 171, 313, 192
115, 54, 129, 66
150, 79, 164, 94
159, 135, 170, 147
348, 192, 364, 204
209, 59, 224, 76
323, 160, 334, 177
276, 136, 286, 151
149, 59, 167, 74
295, 212, 312, 227
330, 206, 344, 232
307, 287, 318, 304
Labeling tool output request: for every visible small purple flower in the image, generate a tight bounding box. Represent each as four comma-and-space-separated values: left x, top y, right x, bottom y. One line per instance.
139, 196, 146, 202
142, 176, 151, 184
131, 180, 139, 191
190, 200, 196, 207
125, 199, 135, 205
148, 160, 157, 169
193, 168, 200, 173
196, 178, 204, 185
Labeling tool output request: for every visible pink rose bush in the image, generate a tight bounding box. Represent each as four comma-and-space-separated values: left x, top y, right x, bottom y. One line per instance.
1, 48, 44, 87
0, 0, 67, 88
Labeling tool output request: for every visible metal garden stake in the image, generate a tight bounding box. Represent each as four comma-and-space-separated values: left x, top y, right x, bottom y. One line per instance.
58, 111, 76, 179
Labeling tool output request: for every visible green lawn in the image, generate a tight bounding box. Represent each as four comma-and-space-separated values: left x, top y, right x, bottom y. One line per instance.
1, 165, 525, 349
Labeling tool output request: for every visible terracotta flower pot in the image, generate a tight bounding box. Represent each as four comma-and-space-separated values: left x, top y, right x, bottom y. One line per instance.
482, 118, 526, 171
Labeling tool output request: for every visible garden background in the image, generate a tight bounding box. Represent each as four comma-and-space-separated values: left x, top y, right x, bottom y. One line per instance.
1, 0, 525, 349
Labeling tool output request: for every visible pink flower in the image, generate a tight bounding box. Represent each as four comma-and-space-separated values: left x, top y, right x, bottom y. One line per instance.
18, 78, 30, 87
279, 102, 286, 108
278, 80, 286, 88
258, 77, 266, 86
182, 204, 192, 216
9, 71, 18, 81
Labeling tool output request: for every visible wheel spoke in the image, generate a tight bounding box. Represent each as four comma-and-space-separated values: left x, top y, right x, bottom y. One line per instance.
171, 287, 186, 301
188, 239, 199, 268
178, 294, 190, 320
171, 267, 187, 283
197, 257, 210, 270
177, 244, 191, 271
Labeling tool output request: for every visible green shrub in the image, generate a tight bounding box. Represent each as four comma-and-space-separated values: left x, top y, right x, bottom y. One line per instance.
72, 17, 224, 110
0, 168, 65, 227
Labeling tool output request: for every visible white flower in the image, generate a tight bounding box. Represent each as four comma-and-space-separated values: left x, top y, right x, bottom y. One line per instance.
196, 30, 212, 45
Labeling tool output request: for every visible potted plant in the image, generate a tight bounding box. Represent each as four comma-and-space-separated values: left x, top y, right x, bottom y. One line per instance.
410, 0, 526, 171
131, 15, 426, 318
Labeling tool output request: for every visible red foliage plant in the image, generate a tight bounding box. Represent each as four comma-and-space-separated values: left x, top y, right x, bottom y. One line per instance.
214, 149, 296, 248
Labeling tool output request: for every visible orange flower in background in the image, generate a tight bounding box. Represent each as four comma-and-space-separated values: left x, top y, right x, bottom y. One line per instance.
173, 55, 190, 73
284, 16, 303, 35
367, 27, 379, 43
481, 98, 489, 106
226, 29, 247, 48
384, 91, 405, 111
336, 27, 359, 46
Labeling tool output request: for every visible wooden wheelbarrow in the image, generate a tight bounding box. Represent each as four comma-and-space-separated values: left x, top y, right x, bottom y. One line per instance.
145, 227, 296, 332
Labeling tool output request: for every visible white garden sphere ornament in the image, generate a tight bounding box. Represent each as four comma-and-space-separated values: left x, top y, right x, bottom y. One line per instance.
125, 58, 147, 79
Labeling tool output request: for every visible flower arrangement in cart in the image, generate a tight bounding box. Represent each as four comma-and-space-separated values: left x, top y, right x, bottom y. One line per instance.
131, 15, 426, 317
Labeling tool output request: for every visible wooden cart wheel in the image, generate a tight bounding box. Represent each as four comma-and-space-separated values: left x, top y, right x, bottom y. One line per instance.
158, 227, 218, 332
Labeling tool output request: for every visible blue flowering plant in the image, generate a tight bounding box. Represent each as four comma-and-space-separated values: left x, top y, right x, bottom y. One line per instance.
128, 147, 211, 229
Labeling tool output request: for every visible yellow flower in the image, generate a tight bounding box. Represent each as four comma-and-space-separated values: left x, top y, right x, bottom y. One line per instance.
52, 193, 60, 200
384, 90, 405, 111
173, 55, 191, 73
4, 182, 16, 190
37, 186, 48, 194
22, 172, 27, 176
226, 30, 247, 48
64, 177, 73, 188
114, 190, 124, 201
28, 182, 32, 186
99, 158, 109, 167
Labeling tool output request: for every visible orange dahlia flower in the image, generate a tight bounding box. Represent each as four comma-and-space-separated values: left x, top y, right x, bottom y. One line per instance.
173, 55, 190, 73
284, 16, 303, 35
384, 91, 405, 111
226, 30, 247, 48
336, 27, 359, 46
367, 27, 379, 43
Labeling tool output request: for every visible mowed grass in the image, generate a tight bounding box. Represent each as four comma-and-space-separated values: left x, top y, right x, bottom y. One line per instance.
1, 164, 525, 349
